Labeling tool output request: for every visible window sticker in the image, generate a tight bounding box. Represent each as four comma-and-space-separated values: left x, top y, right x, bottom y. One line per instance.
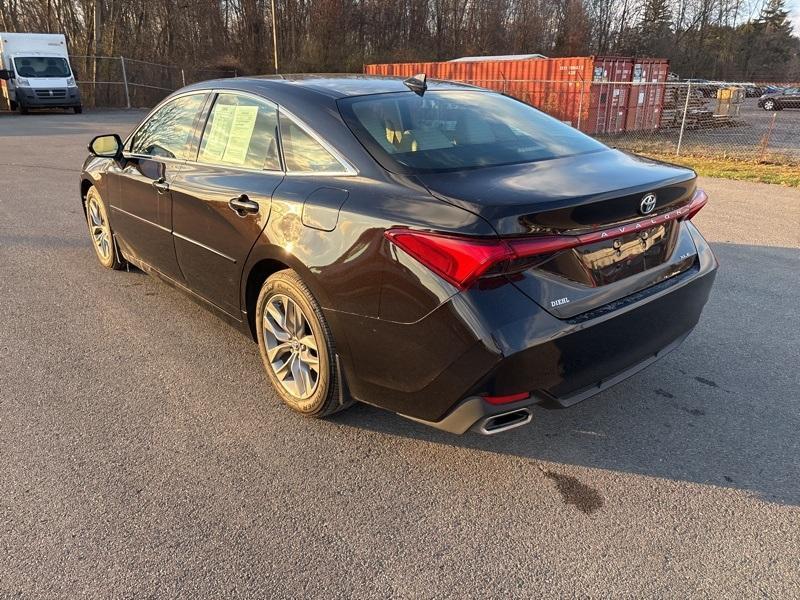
222, 105, 259, 165
200, 104, 235, 162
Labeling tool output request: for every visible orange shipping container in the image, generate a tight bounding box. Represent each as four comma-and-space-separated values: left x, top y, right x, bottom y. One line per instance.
364, 55, 669, 135
365, 56, 595, 129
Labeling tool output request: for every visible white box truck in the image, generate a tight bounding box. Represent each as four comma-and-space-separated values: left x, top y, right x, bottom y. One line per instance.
0, 32, 82, 114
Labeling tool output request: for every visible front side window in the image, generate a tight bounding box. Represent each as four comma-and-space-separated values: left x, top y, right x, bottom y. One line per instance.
198, 93, 281, 170
14, 57, 71, 78
339, 90, 607, 174
279, 114, 346, 173
130, 93, 206, 160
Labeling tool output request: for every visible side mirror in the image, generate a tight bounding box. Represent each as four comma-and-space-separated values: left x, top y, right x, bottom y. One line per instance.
0, 69, 13, 80
88, 134, 123, 159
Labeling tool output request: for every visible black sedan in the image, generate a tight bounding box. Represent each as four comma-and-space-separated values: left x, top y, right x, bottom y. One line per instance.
758, 87, 800, 110
80, 75, 717, 435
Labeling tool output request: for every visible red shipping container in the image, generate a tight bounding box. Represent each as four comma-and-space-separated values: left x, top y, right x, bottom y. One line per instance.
587, 57, 632, 134
623, 59, 669, 132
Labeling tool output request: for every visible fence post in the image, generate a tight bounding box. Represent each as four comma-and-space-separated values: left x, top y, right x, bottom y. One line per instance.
676, 82, 691, 156
576, 76, 585, 131
181, 68, 186, 87
120, 56, 131, 109
759, 112, 778, 162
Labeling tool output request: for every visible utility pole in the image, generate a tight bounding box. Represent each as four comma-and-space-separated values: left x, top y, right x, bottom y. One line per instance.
271, 0, 279, 73
93, 0, 101, 107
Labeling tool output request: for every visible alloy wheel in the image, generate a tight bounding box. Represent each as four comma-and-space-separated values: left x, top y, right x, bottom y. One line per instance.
87, 196, 112, 262
262, 294, 320, 399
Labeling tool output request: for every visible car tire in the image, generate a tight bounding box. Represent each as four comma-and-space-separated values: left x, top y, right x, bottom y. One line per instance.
85, 186, 125, 270
17, 101, 28, 115
9, 100, 17, 111
256, 269, 353, 418
74, 105, 83, 114
763, 99, 776, 111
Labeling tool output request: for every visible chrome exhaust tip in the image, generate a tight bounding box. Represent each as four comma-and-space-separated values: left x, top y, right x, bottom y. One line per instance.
473, 408, 533, 435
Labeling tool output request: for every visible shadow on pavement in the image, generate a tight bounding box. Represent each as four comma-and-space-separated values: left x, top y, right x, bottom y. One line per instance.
329, 242, 800, 507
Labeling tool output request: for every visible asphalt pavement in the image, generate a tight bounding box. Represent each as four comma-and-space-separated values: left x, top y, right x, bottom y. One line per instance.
1, 110, 798, 598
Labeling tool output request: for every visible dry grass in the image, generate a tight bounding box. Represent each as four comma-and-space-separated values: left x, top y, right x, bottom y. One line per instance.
640, 153, 800, 187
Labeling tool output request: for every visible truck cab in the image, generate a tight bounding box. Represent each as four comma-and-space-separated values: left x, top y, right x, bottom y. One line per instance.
0, 33, 82, 114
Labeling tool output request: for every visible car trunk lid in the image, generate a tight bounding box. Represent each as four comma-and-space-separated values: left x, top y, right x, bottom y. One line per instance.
415, 150, 702, 319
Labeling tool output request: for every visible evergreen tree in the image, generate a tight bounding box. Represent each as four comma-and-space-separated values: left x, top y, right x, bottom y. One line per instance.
636, 0, 673, 57
745, 0, 796, 80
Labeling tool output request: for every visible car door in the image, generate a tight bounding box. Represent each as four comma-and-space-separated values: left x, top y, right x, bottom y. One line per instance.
170, 92, 284, 317
109, 92, 208, 281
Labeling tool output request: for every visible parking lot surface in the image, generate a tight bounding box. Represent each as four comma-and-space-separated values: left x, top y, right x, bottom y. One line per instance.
1, 110, 799, 598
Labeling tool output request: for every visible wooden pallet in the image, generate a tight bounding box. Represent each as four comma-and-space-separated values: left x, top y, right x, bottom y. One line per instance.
661, 87, 745, 129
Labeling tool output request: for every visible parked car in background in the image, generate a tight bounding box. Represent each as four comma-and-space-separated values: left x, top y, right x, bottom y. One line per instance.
758, 87, 800, 110
0, 32, 82, 114
743, 84, 764, 98
684, 78, 717, 98
79, 75, 717, 435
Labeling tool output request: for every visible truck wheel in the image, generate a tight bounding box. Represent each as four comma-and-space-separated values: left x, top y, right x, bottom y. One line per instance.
74, 105, 83, 114
17, 101, 28, 115
9, 100, 17, 111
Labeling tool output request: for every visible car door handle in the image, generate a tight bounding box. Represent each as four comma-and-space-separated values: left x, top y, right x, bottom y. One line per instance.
229, 195, 259, 215
152, 177, 169, 194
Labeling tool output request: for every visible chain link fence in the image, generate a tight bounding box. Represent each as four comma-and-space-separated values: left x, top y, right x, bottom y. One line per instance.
63, 58, 800, 166
69, 55, 237, 109
589, 81, 799, 166
437, 76, 800, 166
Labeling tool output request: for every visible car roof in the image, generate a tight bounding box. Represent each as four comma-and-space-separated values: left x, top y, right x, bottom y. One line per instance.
181, 74, 483, 99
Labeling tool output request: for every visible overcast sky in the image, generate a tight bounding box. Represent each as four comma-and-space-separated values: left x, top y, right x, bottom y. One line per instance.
791, 0, 800, 34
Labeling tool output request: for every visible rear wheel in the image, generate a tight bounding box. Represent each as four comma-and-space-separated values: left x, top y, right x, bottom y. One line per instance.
256, 270, 352, 418
85, 186, 125, 270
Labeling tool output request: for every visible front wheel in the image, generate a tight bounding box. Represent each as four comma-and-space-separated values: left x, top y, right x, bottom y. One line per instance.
256, 270, 352, 418
73, 105, 83, 114
763, 99, 777, 111
17, 101, 28, 115
85, 186, 125, 270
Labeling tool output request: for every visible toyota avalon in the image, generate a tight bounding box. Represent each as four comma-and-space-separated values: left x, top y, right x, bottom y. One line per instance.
80, 75, 717, 435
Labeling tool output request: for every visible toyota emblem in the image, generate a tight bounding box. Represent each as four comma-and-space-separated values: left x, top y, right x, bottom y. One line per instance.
639, 193, 657, 215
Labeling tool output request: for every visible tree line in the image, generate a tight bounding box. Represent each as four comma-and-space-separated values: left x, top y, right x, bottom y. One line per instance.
2, 0, 798, 82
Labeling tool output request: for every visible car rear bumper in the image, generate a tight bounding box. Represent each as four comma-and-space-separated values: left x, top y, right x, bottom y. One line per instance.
331, 222, 717, 432
17, 87, 81, 108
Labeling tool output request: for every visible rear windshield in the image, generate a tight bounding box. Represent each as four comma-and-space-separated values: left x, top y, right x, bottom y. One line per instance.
14, 57, 71, 78
338, 90, 606, 174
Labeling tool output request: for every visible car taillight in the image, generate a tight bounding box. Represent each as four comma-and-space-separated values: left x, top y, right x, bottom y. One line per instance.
384, 229, 577, 289
385, 188, 709, 290
681, 189, 708, 220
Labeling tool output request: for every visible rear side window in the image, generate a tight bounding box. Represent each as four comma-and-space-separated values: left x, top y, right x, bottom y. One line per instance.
279, 114, 346, 173
198, 93, 281, 170
130, 93, 205, 160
